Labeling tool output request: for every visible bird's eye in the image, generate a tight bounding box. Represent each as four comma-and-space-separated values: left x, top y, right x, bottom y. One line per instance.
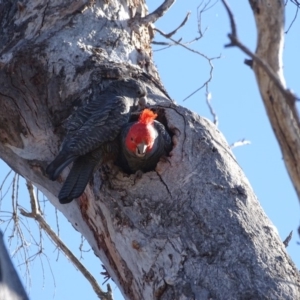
131, 137, 134, 141
137, 90, 145, 97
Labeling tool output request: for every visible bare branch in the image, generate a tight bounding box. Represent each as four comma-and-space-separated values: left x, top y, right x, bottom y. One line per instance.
285, 3, 299, 33
197, 0, 218, 38
138, 0, 176, 25
0, 169, 13, 193
181, 54, 220, 102
0, 170, 14, 209
1, 173, 36, 289
205, 88, 218, 126
164, 12, 191, 38
101, 264, 112, 285
154, 27, 220, 102
154, 28, 203, 55
221, 0, 236, 38
152, 2, 221, 103
152, 41, 172, 46
153, 1, 218, 49
283, 230, 293, 247
20, 181, 113, 300
290, 0, 300, 7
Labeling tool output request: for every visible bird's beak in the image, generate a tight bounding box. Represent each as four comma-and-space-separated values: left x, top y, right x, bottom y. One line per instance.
136, 142, 147, 157
138, 96, 147, 108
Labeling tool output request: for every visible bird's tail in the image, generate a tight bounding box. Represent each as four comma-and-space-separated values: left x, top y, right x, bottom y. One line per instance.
58, 154, 99, 204
46, 152, 75, 181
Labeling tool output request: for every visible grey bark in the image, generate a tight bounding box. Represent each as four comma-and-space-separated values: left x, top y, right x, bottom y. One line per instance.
249, 0, 300, 202
0, 231, 29, 300
0, 0, 299, 299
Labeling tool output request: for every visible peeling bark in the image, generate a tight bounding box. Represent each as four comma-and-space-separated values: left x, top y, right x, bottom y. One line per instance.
0, 1, 299, 299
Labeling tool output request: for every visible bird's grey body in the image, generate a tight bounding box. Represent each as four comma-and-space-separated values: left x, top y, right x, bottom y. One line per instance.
46, 78, 147, 203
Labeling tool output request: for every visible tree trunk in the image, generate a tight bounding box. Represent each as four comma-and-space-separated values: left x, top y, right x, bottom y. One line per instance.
0, 0, 299, 299
249, 0, 300, 202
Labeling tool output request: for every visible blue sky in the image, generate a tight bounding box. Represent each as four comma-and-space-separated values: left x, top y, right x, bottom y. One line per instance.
0, 1, 299, 299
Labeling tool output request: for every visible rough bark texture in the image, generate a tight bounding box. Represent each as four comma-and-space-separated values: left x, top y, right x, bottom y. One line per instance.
250, 0, 300, 201
0, 0, 299, 299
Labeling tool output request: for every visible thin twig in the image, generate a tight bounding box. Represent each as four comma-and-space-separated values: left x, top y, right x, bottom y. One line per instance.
222, 0, 237, 37
152, 37, 198, 49
154, 27, 221, 102
155, 27, 207, 57
205, 87, 218, 125
0, 169, 13, 191
285, 3, 299, 34
181, 53, 220, 102
152, 2, 221, 102
283, 230, 292, 247
152, 37, 182, 48
8, 173, 33, 289
20, 181, 113, 300
164, 12, 191, 38
0, 171, 14, 207
290, 0, 300, 7
152, 41, 171, 46
101, 264, 112, 285
197, 0, 218, 38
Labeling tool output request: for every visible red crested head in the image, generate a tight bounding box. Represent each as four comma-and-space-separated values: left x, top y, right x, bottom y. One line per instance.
138, 109, 157, 125
125, 109, 158, 157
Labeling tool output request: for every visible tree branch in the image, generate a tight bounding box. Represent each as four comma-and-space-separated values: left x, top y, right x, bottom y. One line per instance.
163, 11, 190, 38
221, 0, 300, 202
206, 87, 218, 125
138, 0, 176, 25
283, 230, 293, 247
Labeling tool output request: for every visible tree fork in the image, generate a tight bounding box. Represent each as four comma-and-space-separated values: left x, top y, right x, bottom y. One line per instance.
0, 1, 299, 299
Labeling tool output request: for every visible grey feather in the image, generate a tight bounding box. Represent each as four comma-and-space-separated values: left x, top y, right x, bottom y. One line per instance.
58, 154, 99, 204
58, 141, 119, 203
46, 78, 147, 182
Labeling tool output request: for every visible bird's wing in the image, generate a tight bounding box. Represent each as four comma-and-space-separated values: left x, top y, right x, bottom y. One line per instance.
47, 96, 130, 180
59, 140, 119, 203
58, 153, 101, 204
67, 78, 146, 132
67, 96, 107, 132
62, 96, 131, 156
